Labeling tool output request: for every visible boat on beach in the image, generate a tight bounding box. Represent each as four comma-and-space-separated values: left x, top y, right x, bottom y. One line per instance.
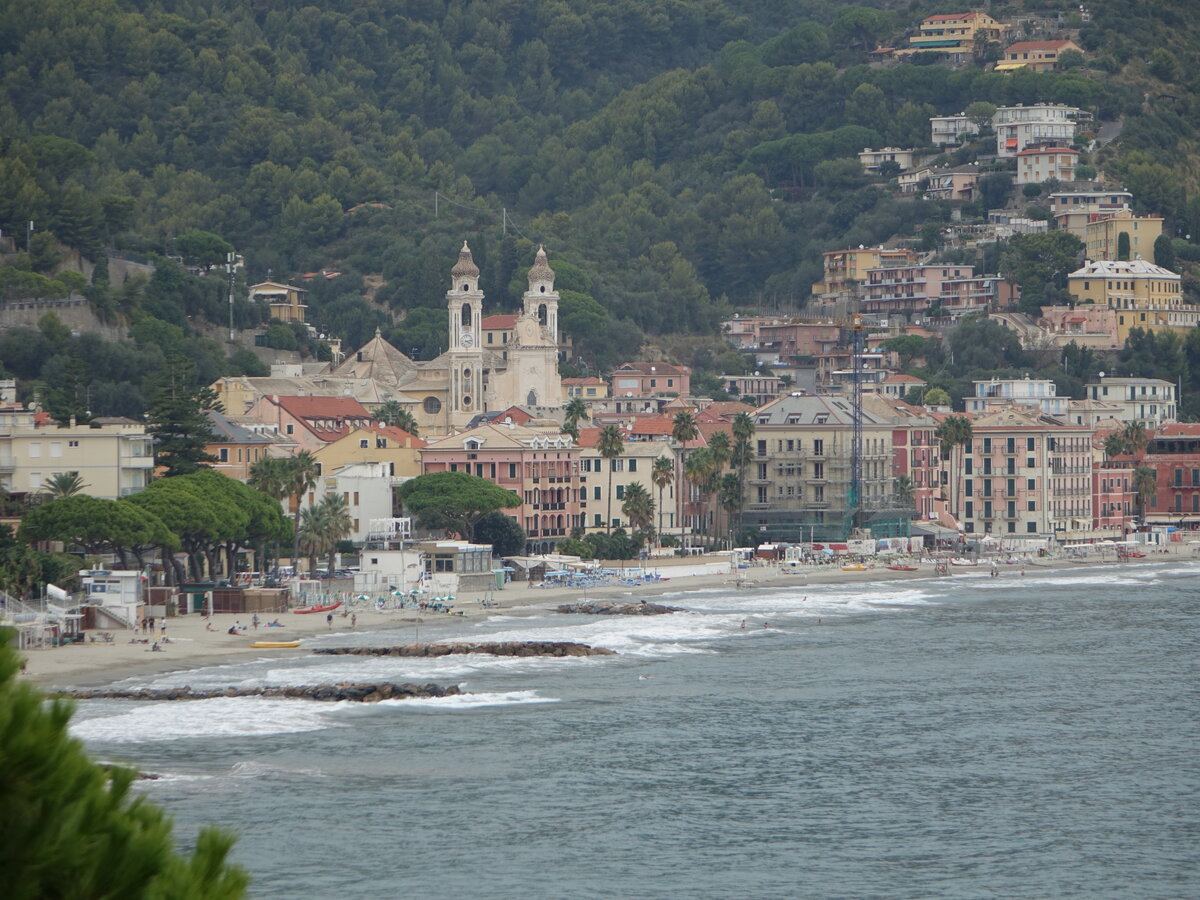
950, 559, 978, 567
887, 564, 918, 572
250, 640, 302, 649
841, 563, 869, 572
294, 601, 343, 614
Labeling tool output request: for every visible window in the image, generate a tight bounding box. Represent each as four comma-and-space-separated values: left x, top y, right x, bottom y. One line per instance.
360, 439, 369, 448
509, 463, 517, 479
286, 424, 294, 435
628, 459, 637, 472
813, 462, 824, 479
423, 396, 442, 415
813, 440, 824, 456
594, 486, 601, 500
50, 442, 62, 458
965, 478, 973, 496
28, 442, 41, 458
616, 485, 625, 500
219, 448, 229, 462
1027, 478, 1036, 490
69, 440, 78, 448
1027, 500, 1036, 511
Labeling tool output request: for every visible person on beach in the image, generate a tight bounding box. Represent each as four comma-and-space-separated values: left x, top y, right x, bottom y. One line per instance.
227, 626, 238, 635
151, 641, 162, 652
351, 613, 357, 630
205, 622, 214, 632
326, 613, 333, 628
252, 614, 259, 630
160, 620, 166, 636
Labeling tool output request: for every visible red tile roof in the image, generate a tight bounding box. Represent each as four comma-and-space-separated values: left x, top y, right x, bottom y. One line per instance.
1153, 424, 1200, 437
612, 361, 690, 376
361, 422, 426, 448
482, 314, 517, 329
1005, 40, 1076, 52
272, 396, 374, 441
883, 374, 926, 383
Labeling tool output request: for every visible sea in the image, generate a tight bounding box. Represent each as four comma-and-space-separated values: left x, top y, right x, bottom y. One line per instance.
70, 561, 1198, 900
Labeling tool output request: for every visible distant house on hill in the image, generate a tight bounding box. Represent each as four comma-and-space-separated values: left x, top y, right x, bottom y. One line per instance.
996, 39, 1082, 73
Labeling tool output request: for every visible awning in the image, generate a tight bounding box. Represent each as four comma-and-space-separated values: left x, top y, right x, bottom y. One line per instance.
912, 522, 960, 538
1005, 139, 1019, 148
994, 62, 1027, 71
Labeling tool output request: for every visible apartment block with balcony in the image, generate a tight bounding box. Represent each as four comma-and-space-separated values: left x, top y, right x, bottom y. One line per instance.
812, 247, 916, 297
609, 362, 690, 399
747, 395, 900, 542
937, 276, 1017, 318
1015, 147, 1079, 185
953, 408, 1094, 540
993, 103, 1081, 158
966, 377, 1069, 417
930, 114, 981, 147
1048, 189, 1133, 238
1068, 259, 1196, 343
858, 147, 918, 173
1084, 376, 1177, 428
1137, 424, 1200, 528
909, 11, 1009, 57
0, 406, 154, 499
576, 435, 676, 536
420, 423, 581, 552
863, 264, 974, 315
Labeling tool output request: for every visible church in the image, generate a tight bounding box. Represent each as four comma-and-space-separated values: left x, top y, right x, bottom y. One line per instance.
330, 242, 564, 436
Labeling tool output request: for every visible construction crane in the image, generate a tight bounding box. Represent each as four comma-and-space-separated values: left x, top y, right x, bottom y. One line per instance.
849, 313, 864, 530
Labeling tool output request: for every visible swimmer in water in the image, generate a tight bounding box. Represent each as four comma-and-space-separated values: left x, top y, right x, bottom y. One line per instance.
740, 619, 746, 629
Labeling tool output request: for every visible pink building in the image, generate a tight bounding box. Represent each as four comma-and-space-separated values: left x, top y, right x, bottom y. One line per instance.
1016, 147, 1079, 185
1093, 459, 1135, 535
242, 395, 375, 452
952, 408, 1094, 539
1038, 306, 1120, 349
610, 362, 690, 399
864, 264, 974, 315
419, 423, 582, 551
923, 167, 980, 202
938, 276, 1019, 317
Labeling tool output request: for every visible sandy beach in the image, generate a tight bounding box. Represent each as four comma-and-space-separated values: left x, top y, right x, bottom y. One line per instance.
19, 545, 1194, 690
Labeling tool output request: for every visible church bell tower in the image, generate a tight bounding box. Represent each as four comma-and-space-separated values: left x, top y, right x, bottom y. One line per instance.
446, 241, 484, 424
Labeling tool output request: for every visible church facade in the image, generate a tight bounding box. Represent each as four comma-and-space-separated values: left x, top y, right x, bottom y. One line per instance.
331, 242, 564, 436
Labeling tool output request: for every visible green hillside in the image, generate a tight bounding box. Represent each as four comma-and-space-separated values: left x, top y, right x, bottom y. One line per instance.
1, 0, 1199, 417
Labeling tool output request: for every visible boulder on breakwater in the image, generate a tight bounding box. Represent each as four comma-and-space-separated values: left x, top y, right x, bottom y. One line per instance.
313, 641, 615, 658
58, 682, 461, 703
555, 600, 681, 616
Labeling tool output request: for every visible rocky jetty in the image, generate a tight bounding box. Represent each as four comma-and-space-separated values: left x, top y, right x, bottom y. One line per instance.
555, 600, 681, 616
59, 682, 461, 703
313, 641, 614, 658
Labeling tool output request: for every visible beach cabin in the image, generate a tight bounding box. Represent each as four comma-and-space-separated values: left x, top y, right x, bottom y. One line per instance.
79, 569, 143, 629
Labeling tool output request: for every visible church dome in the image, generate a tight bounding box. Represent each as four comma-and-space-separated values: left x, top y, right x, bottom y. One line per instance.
451, 241, 480, 278
527, 245, 555, 282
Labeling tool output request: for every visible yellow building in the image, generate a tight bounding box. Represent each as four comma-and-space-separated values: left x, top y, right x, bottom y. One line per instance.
910, 11, 1008, 56
250, 281, 309, 324
812, 247, 916, 296
1068, 259, 1198, 343
995, 39, 1082, 73
561, 377, 610, 402
0, 406, 154, 499
312, 423, 425, 480
576, 433, 677, 536
1084, 210, 1164, 262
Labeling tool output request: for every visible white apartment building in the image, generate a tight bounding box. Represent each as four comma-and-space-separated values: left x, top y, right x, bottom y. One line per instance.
1084, 376, 1177, 428
930, 114, 980, 147
993, 103, 1081, 158
966, 377, 1069, 417
1015, 147, 1079, 185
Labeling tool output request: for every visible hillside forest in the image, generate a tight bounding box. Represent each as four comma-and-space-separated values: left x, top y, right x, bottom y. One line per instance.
2, 0, 1200, 417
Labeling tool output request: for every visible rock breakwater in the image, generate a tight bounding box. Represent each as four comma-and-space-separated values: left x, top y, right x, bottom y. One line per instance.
59, 683, 461, 702
555, 601, 681, 615
313, 641, 615, 658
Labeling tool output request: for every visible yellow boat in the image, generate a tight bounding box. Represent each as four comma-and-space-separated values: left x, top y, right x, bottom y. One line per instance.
841, 563, 868, 572
250, 640, 302, 649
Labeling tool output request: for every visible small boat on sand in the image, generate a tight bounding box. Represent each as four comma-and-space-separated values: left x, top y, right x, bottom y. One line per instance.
887, 564, 918, 572
250, 640, 302, 649
841, 563, 868, 572
294, 601, 343, 614
950, 558, 978, 567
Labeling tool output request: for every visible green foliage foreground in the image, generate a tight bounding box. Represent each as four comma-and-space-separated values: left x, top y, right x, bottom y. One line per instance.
0, 633, 248, 898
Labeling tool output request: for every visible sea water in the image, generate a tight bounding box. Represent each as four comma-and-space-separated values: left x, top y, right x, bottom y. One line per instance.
71, 562, 1199, 899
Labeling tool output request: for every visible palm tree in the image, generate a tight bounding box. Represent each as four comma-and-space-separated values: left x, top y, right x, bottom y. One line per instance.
1133, 466, 1157, 522
563, 397, 588, 439
374, 400, 419, 437
597, 425, 624, 534
718, 473, 742, 548
296, 505, 325, 576
249, 456, 291, 502
620, 482, 655, 542
1120, 421, 1149, 457
893, 475, 915, 507
1103, 431, 1129, 461
731, 411, 755, 541
935, 415, 973, 519
684, 447, 719, 543
317, 493, 353, 574
651, 456, 674, 544
705, 431, 732, 544
41, 471, 87, 499
671, 411, 699, 542
286, 452, 320, 562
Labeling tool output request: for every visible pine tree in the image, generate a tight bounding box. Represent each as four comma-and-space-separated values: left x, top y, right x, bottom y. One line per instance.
146, 355, 220, 477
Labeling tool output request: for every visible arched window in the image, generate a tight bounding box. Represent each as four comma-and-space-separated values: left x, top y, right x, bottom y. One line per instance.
539, 285, 546, 293
537, 303, 548, 325
527, 390, 537, 407
461, 304, 472, 326
462, 283, 469, 292
423, 396, 441, 415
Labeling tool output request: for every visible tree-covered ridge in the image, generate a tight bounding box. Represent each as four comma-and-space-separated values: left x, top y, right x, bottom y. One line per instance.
1, 1, 1199, 410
